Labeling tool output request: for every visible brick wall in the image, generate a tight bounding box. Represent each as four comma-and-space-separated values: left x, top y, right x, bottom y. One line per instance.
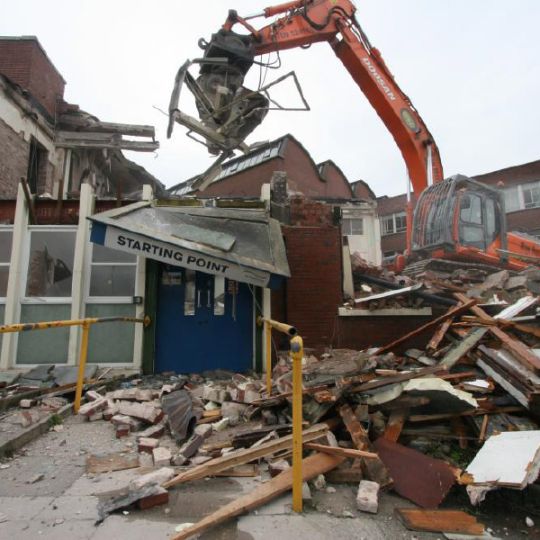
0, 38, 65, 119
273, 221, 342, 352
0, 117, 28, 199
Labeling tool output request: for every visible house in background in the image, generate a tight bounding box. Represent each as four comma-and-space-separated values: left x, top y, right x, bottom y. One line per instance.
169, 134, 382, 268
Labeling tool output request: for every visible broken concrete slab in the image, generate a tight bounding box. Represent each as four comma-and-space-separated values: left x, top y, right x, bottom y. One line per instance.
466, 430, 540, 504
117, 401, 163, 425
51, 364, 97, 386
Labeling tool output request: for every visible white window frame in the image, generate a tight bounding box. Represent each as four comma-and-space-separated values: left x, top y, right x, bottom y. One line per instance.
503, 180, 540, 212
21, 225, 77, 305
342, 217, 364, 236
84, 240, 137, 305
381, 212, 407, 236
0, 226, 14, 303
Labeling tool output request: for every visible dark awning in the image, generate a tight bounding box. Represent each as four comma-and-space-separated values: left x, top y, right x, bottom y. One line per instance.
88, 202, 290, 289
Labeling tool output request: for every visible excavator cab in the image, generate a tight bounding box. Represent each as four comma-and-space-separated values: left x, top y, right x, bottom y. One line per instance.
412, 175, 508, 265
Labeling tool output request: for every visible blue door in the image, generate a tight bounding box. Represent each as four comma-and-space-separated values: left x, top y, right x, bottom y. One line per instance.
155, 265, 253, 373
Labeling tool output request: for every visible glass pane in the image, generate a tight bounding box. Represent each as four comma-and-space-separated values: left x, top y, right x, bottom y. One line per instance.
214, 276, 225, 316
485, 198, 497, 243
523, 184, 540, 209
17, 304, 71, 364
460, 194, 483, 224
86, 304, 136, 364
0, 267, 8, 297
26, 230, 75, 297
184, 269, 195, 316
382, 216, 394, 235
504, 187, 520, 213
0, 230, 13, 262
90, 265, 136, 296
92, 243, 136, 263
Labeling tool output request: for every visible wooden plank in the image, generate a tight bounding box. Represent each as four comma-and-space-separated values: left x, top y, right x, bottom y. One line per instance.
163, 423, 328, 489
354, 283, 422, 304
454, 294, 540, 374
304, 442, 378, 460
214, 464, 259, 477
374, 299, 477, 355
170, 453, 345, 540
397, 508, 485, 535
426, 317, 453, 353
86, 452, 139, 474
326, 466, 363, 483
438, 327, 488, 369
383, 409, 408, 443
338, 404, 392, 487
348, 365, 446, 393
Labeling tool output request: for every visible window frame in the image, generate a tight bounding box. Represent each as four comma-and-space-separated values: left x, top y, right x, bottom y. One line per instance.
21, 225, 77, 304
342, 217, 364, 236
85, 241, 137, 304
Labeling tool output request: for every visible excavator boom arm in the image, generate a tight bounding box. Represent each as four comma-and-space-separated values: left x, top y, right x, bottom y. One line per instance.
222, 0, 443, 195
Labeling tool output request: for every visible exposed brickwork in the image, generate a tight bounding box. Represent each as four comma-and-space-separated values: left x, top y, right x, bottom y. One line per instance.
317, 160, 353, 198
0, 38, 65, 119
289, 196, 336, 227
350, 179, 376, 200
0, 117, 28, 199
507, 207, 540, 235
273, 224, 342, 352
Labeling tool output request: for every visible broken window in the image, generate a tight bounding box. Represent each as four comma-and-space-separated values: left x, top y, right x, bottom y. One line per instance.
89, 244, 137, 297
25, 228, 76, 297
0, 227, 13, 297
342, 218, 364, 236
27, 137, 48, 194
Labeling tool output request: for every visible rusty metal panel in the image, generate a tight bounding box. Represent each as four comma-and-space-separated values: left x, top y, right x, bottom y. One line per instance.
373, 437, 456, 508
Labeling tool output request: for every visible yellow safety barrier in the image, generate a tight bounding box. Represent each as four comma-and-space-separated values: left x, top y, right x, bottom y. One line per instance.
0, 315, 150, 413
257, 316, 303, 513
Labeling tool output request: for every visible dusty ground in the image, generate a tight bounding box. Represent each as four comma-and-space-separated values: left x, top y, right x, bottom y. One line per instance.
0, 414, 538, 540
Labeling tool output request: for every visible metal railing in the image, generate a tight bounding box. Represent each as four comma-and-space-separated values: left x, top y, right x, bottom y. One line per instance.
257, 316, 304, 513
0, 315, 150, 413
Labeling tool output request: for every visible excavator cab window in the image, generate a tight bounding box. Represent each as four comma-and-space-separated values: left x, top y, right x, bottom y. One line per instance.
459, 193, 486, 249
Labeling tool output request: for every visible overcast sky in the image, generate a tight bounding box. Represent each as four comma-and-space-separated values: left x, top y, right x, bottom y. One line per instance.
2, 1, 539, 196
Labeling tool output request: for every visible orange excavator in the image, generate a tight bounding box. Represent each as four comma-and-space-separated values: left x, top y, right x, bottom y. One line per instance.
168, 0, 540, 271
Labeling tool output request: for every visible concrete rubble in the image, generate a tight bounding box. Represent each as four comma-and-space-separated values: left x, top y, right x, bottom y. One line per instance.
0, 261, 539, 538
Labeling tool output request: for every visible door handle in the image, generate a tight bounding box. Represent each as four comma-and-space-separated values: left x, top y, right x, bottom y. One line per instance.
197, 290, 201, 308
207, 290, 211, 308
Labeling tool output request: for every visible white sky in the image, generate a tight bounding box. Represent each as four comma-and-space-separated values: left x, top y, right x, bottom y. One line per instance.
2, 0, 539, 196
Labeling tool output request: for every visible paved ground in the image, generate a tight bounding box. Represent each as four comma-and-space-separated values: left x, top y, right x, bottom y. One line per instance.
0, 414, 537, 539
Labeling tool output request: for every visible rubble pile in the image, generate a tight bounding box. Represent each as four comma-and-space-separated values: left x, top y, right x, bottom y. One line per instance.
71, 267, 540, 537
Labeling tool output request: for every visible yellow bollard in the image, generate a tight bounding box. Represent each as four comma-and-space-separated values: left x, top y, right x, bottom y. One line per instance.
290, 334, 304, 513
73, 322, 90, 414
265, 321, 272, 396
